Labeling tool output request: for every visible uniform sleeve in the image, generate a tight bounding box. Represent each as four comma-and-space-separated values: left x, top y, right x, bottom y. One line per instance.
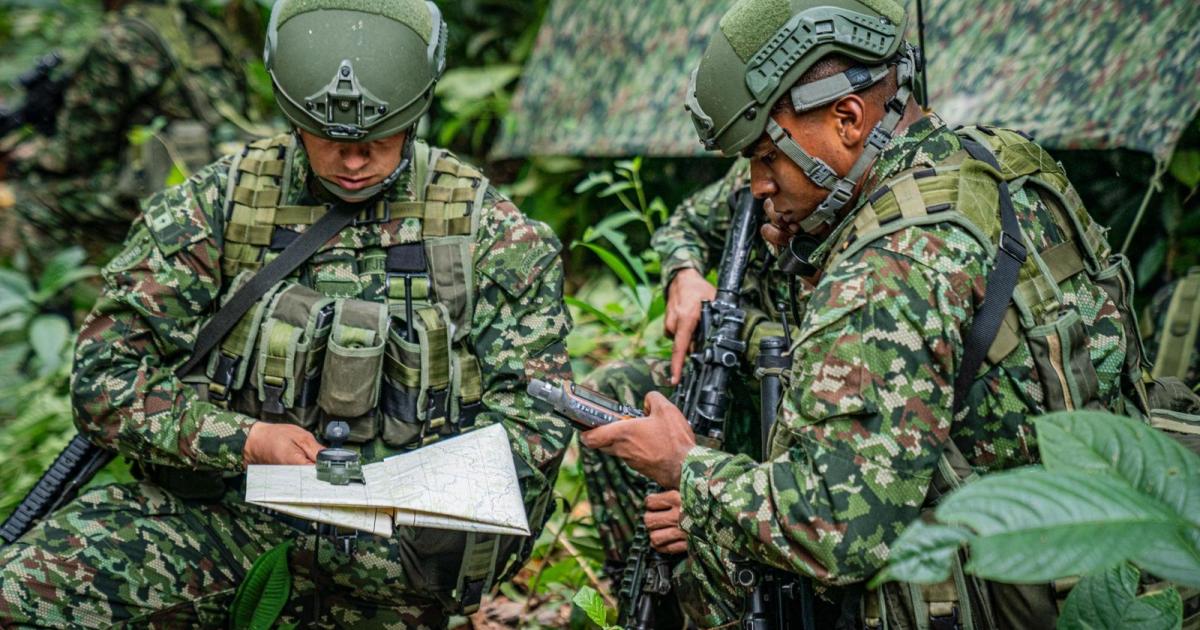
651, 159, 749, 288
71, 159, 255, 471
677, 225, 988, 584
20, 18, 169, 174
471, 199, 575, 507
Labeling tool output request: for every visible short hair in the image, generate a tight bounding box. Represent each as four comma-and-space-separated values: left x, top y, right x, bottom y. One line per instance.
771, 54, 899, 114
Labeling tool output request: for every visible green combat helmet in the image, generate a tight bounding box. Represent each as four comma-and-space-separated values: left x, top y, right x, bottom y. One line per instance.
264, 0, 447, 199
685, 0, 919, 242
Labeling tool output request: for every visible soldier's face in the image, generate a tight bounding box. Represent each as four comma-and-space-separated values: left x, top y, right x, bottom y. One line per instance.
299, 130, 408, 197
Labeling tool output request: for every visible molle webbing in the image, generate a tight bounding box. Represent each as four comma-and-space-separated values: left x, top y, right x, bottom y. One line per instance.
842, 126, 1105, 366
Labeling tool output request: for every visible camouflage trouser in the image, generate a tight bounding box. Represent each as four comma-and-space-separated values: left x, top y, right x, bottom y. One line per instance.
579, 359, 743, 628
0, 481, 458, 628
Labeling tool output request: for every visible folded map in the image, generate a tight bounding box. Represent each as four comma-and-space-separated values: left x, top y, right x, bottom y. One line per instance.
245, 423, 529, 538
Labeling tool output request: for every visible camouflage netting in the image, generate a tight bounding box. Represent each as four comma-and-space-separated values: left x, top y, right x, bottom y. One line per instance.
492, 0, 1200, 160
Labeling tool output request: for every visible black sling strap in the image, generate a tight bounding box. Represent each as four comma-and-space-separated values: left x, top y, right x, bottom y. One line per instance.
953, 136, 1027, 415
174, 202, 361, 379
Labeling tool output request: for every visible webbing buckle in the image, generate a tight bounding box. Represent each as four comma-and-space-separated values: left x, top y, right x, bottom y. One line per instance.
999, 231, 1027, 263
262, 380, 288, 415
866, 125, 892, 152
806, 159, 839, 190
353, 200, 391, 226
209, 352, 239, 402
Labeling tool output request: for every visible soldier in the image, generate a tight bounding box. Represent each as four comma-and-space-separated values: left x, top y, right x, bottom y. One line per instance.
584, 0, 1155, 627
1, 0, 253, 246
0, 0, 572, 627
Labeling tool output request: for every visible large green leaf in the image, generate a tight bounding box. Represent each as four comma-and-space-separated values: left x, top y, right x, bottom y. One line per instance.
1035, 411, 1200, 529
1131, 529, 1200, 589
871, 521, 973, 586
28, 314, 70, 373
572, 586, 613, 629
1058, 563, 1181, 630
935, 468, 1181, 582
230, 540, 293, 630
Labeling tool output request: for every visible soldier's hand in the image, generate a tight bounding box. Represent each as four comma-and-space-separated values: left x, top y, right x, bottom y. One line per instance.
665, 267, 716, 385
644, 490, 687, 554
760, 198, 799, 249
579, 391, 695, 490
243, 422, 324, 467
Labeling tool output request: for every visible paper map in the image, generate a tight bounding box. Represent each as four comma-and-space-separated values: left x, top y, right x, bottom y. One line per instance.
246, 423, 529, 537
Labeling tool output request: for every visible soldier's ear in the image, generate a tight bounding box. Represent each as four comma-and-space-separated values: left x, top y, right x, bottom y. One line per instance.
830, 94, 868, 148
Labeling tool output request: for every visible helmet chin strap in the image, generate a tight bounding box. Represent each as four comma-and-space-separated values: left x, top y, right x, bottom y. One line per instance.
310, 132, 415, 203
773, 45, 919, 276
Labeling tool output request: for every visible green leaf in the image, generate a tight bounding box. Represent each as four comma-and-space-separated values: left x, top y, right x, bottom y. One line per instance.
28, 314, 70, 373
0, 268, 33, 302
1034, 411, 1200, 529
572, 586, 611, 629
565, 296, 631, 334
230, 540, 293, 630
598, 180, 635, 198
1132, 528, 1200, 589
872, 521, 973, 587
165, 163, 188, 187
1168, 149, 1200, 189
1136, 239, 1166, 287
1058, 563, 1182, 630
935, 468, 1181, 583
575, 171, 614, 194
573, 242, 644, 311
434, 64, 521, 104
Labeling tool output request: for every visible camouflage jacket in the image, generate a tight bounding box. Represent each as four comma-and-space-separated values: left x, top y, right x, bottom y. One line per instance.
677, 115, 1131, 584
70, 140, 574, 512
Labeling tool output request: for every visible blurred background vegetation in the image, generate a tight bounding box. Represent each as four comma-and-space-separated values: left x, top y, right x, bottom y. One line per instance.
0, 0, 1196, 627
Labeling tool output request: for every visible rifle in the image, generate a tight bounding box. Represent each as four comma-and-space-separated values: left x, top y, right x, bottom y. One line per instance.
618, 186, 762, 628
0, 52, 69, 138
733, 336, 815, 630
0, 435, 112, 544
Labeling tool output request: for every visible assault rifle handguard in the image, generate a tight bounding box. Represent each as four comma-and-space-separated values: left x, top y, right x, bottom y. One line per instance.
0, 434, 112, 544
618, 187, 762, 628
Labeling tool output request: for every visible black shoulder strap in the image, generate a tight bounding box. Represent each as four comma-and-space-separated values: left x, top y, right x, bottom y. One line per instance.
174, 203, 359, 379
953, 137, 1027, 415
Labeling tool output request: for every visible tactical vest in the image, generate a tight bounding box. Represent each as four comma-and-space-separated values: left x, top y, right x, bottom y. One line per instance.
202, 133, 487, 451
117, 0, 252, 199
837, 125, 1150, 630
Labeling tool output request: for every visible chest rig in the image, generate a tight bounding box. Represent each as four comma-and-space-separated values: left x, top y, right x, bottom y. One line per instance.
204, 134, 487, 451
832, 125, 1146, 416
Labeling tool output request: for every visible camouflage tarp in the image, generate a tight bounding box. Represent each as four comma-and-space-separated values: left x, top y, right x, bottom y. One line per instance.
492, 0, 1200, 160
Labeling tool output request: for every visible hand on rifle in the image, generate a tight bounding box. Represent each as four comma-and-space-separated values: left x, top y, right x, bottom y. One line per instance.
580, 391, 695, 490
665, 267, 716, 385
644, 490, 687, 554
243, 421, 323, 467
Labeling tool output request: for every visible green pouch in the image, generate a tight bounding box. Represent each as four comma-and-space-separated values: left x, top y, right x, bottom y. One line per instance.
206, 273, 285, 406
1093, 255, 1150, 382
380, 304, 454, 447
254, 283, 335, 428
1027, 309, 1100, 412
318, 298, 388, 440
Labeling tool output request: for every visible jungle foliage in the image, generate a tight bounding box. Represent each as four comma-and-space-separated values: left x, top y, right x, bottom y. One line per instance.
0, 1, 1197, 628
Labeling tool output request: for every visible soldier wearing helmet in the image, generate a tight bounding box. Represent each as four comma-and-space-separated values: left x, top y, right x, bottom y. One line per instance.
586, 0, 1154, 627
2, 0, 254, 247
0, 0, 572, 626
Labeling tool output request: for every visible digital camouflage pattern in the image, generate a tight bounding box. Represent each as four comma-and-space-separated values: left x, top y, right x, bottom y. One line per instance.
7, 0, 249, 244
0, 136, 574, 626
490, 0, 723, 159
581, 158, 810, 620
495, 0, 1200, 159
675, 115, 1133, 626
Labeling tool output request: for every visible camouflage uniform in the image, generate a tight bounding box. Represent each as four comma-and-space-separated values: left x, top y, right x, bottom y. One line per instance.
0, 136, 573, 627
674, 115, 1143, 627
581, 159, 805, 621
7, 0, 248, 245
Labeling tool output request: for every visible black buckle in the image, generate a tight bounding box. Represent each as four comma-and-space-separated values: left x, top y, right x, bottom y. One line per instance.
427, 388, 450, 421
458, 401, 482, 429
929, 607, 960, 630
866, 125, 892, 151
459, 578, 485, 609
806, 159, 839, 189
999, 231, 1027, 263
210, 352, 239, 400
262, 381, 288, 415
